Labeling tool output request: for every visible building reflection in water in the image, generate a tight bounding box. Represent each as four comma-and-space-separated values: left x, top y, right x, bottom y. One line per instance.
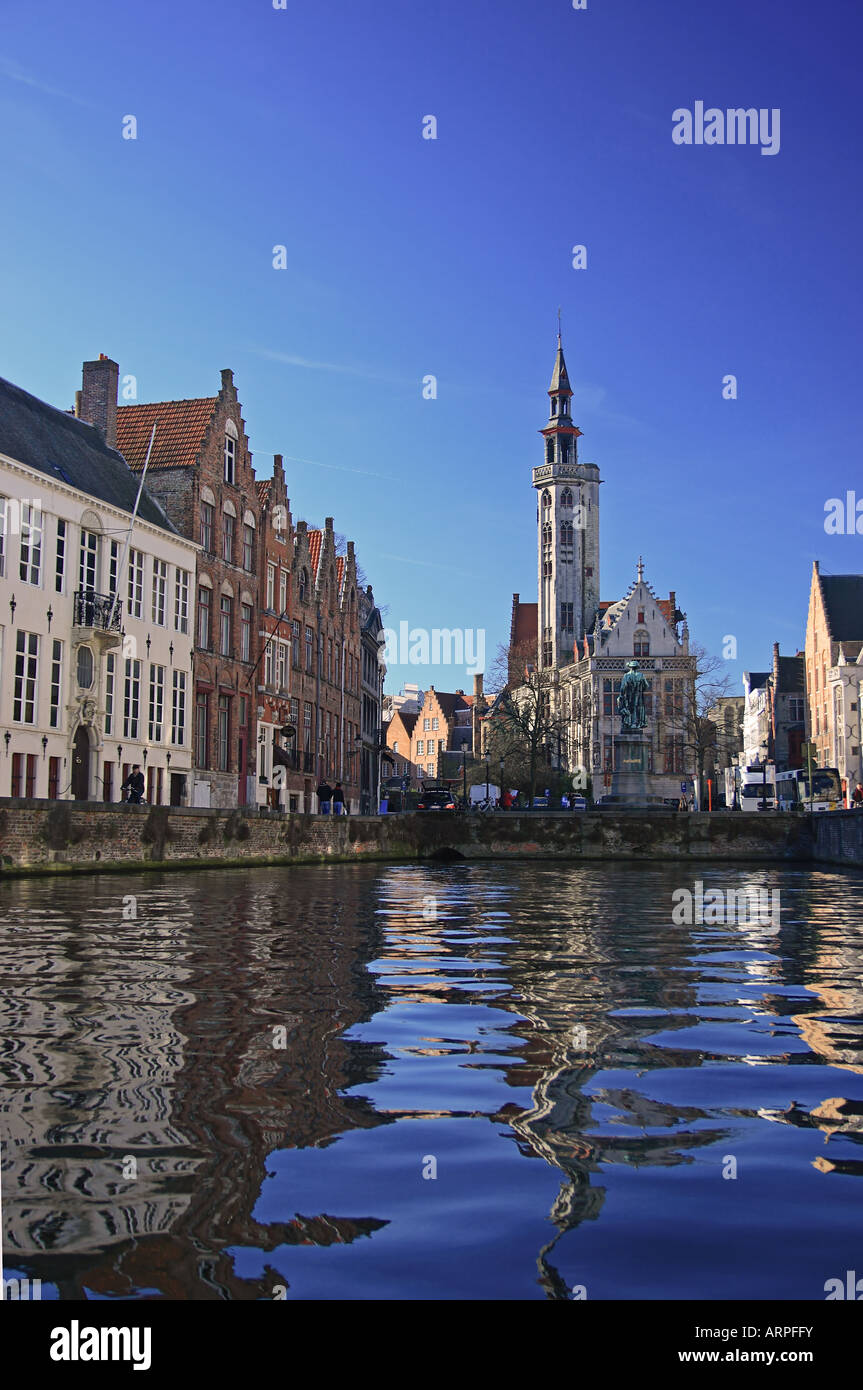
2, 860, 863, 1299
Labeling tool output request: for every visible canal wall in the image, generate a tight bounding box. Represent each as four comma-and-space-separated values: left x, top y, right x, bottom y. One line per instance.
0, 799, 826, 877
811, 809, 863, 868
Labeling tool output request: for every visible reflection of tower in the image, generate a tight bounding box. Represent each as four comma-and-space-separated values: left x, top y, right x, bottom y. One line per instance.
533, 335, 600, 669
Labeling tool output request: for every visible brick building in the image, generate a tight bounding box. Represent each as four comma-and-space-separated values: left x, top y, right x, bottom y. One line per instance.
255, 460, 363, 813
805, 561, 863, 793
114, 368, 261, 807
385, 685, 473, 782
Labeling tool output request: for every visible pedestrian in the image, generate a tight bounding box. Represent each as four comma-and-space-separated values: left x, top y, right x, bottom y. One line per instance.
333, 781, 346, 816
316, 779, 333, 814
853, 783, 863, 809
121, 764, 145, 805
500, 789, 513, 810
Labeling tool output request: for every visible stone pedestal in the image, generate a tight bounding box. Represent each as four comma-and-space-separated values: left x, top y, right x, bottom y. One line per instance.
610, 732, 651, 803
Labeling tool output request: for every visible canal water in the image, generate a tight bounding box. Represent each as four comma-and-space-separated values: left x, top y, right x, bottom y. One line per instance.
1, 860, 862, 1301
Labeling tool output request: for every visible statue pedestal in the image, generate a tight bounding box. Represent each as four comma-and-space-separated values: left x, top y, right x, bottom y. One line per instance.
610, 732, 651, 804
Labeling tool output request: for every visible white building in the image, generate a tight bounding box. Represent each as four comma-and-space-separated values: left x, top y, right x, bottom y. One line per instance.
0, 371, 197, 804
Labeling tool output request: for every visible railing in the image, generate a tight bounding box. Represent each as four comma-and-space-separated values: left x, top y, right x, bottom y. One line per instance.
74, 591, 122, 631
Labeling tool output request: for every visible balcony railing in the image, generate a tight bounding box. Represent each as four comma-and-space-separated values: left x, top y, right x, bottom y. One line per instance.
74, 591, 122, 631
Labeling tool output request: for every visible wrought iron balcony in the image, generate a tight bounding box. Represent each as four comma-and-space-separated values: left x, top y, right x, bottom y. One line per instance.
74, 591, 123, 632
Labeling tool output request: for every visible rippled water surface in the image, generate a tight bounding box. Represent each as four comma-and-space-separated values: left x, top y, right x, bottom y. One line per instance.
2, 861, 863, 1300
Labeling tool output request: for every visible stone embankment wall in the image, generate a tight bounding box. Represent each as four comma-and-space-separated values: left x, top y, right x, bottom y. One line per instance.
0, 800, 824, 877
812, 809, 863, 868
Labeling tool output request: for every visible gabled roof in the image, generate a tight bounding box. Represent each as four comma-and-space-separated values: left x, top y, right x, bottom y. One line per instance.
392, 710, 418, 737
257, 479, 272, 506
428, 690, 471, 718
116, 397, 217, 471
0, 374, 177, 533
820, 575, 863, 642
775, 655, 805, 694
744, 672, 770, 692
307, 529, 323, 578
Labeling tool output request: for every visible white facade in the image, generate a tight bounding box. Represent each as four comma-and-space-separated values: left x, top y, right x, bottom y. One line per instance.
560, 566, 696, 801
0, 453, 197, 804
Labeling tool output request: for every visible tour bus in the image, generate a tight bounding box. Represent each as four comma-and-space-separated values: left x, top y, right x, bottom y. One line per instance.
775, 766, 843, 813
724, 765, 776, 812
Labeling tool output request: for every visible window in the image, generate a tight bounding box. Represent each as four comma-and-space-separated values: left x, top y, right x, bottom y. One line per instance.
224, 435, 236, 485
276, 641, 288, 691
561, 521, 574, 546
103, 762, 113, 803
292, 620, 301, 667
218, 695, 230, 771
195, 692, 209, 767
417, 739, 424, 755
76, 646, 94, 689
19, 503, 43, 585
561, 602, 574, 631
152, 558, 167, 625
219, 595, 233, 657
603, 678, 621, 717
174, 569, 190, 633
789, 697, 804, 722
0, 497, 5, 577
197, 586, 212, 649
664, 678, 683, 719
266, 564, 275, 610
637, 610, 645, 624
634, 630, 650, 658
542, 522, 552, 546
240, 603, 252, 662
423, 718, 430, 731
305, 625, 314, 672
222, 512, 235, 564
432, 717, 439, 730
279, 570, 288, 614
79, 528, 99, 593
663, 736, 685, 775
149, 664, 165, 741
428, 739, 435, 755
123, 658, 142, 739
55, 518, 67, 593
105, 653, 116, 735
299, 568, 308, 604
265, 642, 275, 686
542, 489, 552, 508
240, 523, 254, 571
200, 501, 214, 552
546, 439, 554, 463
427, 763, 434, 776
13, 631, 38, 722
49, 640, 63, 728
107, 539, 120, 598
561, 487, 573, 508
128, 549, 144, 620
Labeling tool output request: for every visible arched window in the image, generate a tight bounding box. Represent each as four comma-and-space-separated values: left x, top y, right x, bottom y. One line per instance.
561, 438, 571, 463
634, 630, 650, 658
298, 567, 308, 604
542, 522, 552, 546
546, 438, 554, 463
560, 521, 574, 546
542, 490, 552, 508
560, 487, 573, 508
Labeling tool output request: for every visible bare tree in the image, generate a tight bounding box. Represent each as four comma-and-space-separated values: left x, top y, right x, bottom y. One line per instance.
674, 641, 735, 801
485, 640, 569, 805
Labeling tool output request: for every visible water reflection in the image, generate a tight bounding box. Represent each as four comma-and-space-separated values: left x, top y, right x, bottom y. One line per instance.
1, 862, 863, 1299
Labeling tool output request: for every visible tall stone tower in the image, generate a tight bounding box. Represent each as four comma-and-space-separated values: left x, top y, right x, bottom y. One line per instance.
532, 335, 600, 668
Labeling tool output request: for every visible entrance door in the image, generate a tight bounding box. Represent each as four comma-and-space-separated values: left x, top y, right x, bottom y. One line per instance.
72, 726, 90, 800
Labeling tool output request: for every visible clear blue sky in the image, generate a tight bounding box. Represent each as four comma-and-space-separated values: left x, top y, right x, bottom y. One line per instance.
2, 0, 862, 696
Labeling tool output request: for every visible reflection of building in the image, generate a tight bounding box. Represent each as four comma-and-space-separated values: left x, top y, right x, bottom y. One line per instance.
2, 867, 388, 1298
0, 365, 196, 806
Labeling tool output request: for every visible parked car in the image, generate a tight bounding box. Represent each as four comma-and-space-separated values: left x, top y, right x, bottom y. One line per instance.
417, 787, 457, 812
532, 796, 549, 808
571, 796, 588, 811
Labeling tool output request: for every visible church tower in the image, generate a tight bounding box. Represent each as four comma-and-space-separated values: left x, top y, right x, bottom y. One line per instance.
533, 334, 600, 668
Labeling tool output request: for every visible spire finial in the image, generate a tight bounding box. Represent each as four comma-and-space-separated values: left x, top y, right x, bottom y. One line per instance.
637, 555, 644, 582
557, 305, 562, 345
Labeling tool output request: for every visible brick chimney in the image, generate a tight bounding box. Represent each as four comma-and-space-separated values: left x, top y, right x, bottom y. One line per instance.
473, 673, 483, 700
76, 354, 119, 447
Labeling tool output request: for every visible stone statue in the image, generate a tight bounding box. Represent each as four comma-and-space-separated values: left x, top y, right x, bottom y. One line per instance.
617, 659, 647, 731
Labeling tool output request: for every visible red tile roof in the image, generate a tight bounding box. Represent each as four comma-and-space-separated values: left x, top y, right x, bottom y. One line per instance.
116, 398, 217, 471
307, 529, 323, 578
657, 599, 672, 623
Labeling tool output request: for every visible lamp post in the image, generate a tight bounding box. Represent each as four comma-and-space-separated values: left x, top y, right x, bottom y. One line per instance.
462, 745, 468, 809
354, 733, 363, 813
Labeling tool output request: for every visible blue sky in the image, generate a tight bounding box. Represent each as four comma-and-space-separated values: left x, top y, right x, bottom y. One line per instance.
1, 0, 861, 695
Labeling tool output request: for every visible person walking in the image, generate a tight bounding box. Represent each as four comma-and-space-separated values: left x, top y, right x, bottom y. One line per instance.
121, 765, 145, 805
853, 782, 863, 809
316, 779, 333, 814
332, 781, 346, 816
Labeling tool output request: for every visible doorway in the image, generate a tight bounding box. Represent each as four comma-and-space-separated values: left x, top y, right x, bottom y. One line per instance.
71, 726, 91, 800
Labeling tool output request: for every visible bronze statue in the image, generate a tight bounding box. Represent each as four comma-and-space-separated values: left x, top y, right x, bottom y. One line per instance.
617, 660, 647, 731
